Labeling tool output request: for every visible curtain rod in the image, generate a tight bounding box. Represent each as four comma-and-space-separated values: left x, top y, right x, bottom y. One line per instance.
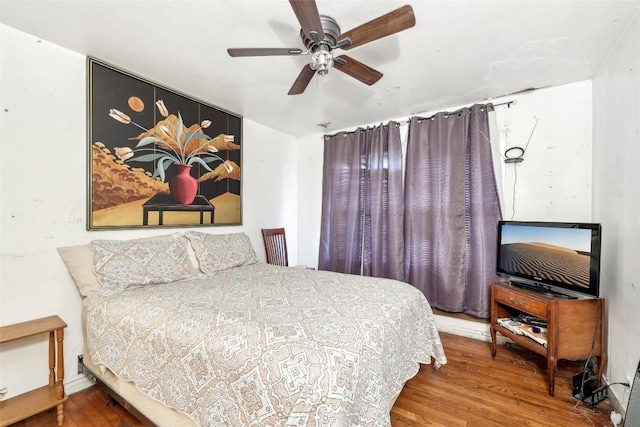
325, 100, 517, 136
392, 100, 516, 126
402, 100, 516, 123
493, 100, 516, 108
410, 99, 516, 117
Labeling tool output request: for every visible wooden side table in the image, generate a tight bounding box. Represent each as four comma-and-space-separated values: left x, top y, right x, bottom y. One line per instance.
0, 315, 68, 426
142, 192, 215, 225
490, 282, 606, 396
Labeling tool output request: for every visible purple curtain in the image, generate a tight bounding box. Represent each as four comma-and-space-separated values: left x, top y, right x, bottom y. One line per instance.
404, 104, 501, 318
318, 122, 404, 280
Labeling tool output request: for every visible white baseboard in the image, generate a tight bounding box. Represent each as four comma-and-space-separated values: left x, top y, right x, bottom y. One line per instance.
64, 373, 95, 395
607, 383, 627, 423
434, 314, 510, 346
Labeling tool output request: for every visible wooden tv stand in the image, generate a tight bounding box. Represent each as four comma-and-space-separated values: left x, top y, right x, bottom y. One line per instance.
490, 282, 606, 396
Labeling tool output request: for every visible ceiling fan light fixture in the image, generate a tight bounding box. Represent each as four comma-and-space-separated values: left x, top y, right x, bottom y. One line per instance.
310, 49, 333, 76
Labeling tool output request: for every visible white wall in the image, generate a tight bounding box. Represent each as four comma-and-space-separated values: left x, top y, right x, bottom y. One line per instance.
0, 25, 297, 399
493, 82, 593, 222
296, 134, 324, 268
592, 11, 640, 411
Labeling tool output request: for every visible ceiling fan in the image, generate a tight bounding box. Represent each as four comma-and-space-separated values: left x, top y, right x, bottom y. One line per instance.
227, 1, 416, 95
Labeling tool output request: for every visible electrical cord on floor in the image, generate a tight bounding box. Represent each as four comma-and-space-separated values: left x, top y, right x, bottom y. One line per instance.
579, 299, 601, 400
586, 381, 631, 401
606, 382, 631, 388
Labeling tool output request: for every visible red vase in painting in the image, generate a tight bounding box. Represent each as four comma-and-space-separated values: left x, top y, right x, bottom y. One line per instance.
168, 163, 197, 205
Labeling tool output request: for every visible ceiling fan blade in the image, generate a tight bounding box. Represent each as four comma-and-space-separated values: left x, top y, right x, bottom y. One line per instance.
227, 48, 304, 57
334, 55, 383, 86
289, 0, 325, 42
337, 5, 416, 50
288, 64, 316, 95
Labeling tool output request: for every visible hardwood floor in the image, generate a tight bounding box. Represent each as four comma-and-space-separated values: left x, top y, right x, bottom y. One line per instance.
391, 333, 614, 427
11, 332, 615, 427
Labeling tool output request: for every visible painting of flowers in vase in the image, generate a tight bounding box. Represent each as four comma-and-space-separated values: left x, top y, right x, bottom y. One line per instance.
87, 58, 242, 229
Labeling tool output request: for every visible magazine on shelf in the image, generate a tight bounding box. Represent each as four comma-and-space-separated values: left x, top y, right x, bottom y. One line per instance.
497, 317, 548, 347
497, 317, 524, 335
519, 324, 547, 347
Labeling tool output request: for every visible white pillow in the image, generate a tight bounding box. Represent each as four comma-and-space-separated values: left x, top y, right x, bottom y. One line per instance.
58, 244, 100, 296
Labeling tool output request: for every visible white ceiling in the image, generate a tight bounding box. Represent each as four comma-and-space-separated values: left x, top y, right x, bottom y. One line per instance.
2, 0, 639, 137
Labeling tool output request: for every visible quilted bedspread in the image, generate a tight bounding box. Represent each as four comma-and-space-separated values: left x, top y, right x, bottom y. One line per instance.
85, 263, 447, 426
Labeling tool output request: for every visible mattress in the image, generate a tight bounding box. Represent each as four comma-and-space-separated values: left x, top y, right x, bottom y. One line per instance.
82, 341, 196, 426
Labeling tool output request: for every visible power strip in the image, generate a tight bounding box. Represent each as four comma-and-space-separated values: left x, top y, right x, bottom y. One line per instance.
573, 370, 608, 406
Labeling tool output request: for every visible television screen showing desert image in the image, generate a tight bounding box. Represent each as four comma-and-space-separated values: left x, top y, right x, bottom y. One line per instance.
500, 225, 591, 288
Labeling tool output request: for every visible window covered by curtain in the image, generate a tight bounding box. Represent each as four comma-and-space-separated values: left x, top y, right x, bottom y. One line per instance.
318, 122, 404, 280
404, 104, 501, 318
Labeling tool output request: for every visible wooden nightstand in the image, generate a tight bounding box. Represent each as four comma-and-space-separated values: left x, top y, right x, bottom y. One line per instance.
0, 315, 68, 426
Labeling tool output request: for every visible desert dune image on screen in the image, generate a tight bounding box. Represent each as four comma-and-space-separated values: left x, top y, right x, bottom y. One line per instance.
499, 225, 591, 288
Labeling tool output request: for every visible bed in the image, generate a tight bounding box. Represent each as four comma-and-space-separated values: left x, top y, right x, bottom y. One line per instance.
59, 231, 446, 427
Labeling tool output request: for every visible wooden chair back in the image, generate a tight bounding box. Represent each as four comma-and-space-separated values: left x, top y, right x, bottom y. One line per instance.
261, 228, 288, 266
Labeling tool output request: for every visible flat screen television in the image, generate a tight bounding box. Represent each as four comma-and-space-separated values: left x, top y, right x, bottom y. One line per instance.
496, 221, 602, 298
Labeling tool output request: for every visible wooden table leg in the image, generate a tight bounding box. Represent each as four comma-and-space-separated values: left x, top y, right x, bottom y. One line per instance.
548, 355, 556, 396
48, 331, 55, 386
490, 324, 497, 358
56, 328, 65, 426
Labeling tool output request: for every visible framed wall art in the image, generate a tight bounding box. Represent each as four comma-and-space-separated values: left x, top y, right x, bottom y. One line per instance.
87, 57, 242, 230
